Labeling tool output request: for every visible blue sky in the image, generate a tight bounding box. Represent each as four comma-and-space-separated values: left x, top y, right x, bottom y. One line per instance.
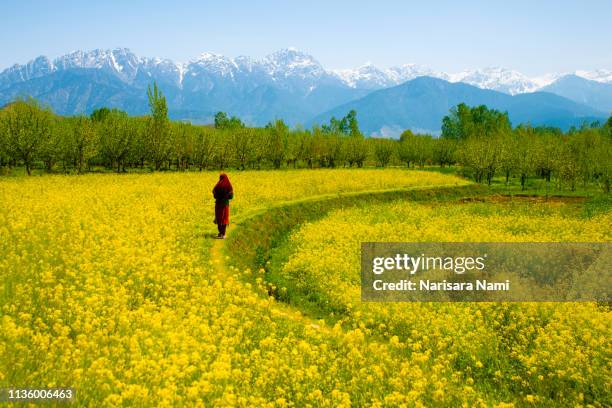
2, 0, 611, 75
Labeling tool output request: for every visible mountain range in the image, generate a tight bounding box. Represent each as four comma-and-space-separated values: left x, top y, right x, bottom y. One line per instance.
0, 48, 610, 135
313, 77, 605, 136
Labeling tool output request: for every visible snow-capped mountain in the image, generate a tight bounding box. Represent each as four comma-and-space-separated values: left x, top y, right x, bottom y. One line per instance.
0, 47, 364, 124
2, 47, 611, 95
0, 56, 55, 89
0, 47, 609, 126
333, 63, 397, 89
541, 74, 612, 113
187, 52, 236, 78
447, 67, 539, 95
0, 48, 179, 89
333, 63, 444, 90
54, 48, 141, 83
262, 48, 326, 80
312, 76, 605, 136
531, 73, 564, 89
138, 57, 184, 87
331, 64, 612, 96
386, 64, 445, 84
574, 69, 612, 84
334, 65, 564, 95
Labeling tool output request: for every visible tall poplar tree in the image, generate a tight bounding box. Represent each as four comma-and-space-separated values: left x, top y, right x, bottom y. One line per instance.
147, 82, 170, 170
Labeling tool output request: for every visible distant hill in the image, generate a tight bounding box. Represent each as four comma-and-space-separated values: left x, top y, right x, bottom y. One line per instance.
310, 77, 607, 136
541, 74, 612, 115
0, 68, 149, 116
1, 48, 611, 128
0, 48, 369, 125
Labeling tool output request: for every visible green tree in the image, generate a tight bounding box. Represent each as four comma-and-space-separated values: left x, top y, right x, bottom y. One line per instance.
433, 137, 456, 167
39, 118, 65, 172
266, 120, 289, 169
214, 112, 229, 129
3, 98, 53, 175
214, 112, 244, 129
90, 107, 112, 122
128, 117, 149, 169
0, 111, 8, 169
398, 130, 417, 167
98, 109, 133, 172
324, 133, 344, 167
322, 110, 360, 136
442, 103, 510, 141
448, 104, 511, 184
605, 114, 612, 138
556, 136, 581, 191
514, 126, 537, 190
533, 131, 560, 194
458, 133, 502, 184
441, 103, 473, 140
213, 129, 234, 169
232, 128, 254, 170
573, 127, 600, 188
415, 135, 434, 168
373, 138, 396, 167
344, 135, 368, 167
321, 116, 343, 134
345, 110, 360, 136
295, 130, 315, 168
146, 82, 170, 170
170, 122, 194, 171
65, 116, 97, 174
592, 130, 611, 192
193, 127, 216, 171
399, 132, 434, 168
249, 128, 269, 169
498, 131, 518, 185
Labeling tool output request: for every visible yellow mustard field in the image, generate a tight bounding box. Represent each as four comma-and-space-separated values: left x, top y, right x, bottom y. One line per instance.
0, 170, 488, 407
276, 200, 611, 406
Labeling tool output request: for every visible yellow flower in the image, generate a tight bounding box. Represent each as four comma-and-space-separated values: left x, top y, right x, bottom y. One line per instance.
0, 170, 608, 407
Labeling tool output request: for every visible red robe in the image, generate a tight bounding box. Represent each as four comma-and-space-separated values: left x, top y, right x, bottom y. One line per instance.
215, 202, 230, 225
213, 174, 233, 225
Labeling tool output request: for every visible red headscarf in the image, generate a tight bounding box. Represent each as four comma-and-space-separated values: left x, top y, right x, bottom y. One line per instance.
213, 173, 233, 199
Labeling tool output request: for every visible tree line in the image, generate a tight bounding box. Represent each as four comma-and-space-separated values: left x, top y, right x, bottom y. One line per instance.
436, 104, 611, 192
0, 84, 610, 192
0, 84, 381, 174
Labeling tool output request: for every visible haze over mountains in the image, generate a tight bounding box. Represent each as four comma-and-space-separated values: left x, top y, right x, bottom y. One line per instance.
313, 77, 605, 136
0, 48, 610, 136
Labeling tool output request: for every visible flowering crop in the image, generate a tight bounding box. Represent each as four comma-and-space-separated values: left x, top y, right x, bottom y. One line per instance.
2, 169, 608, 406
1, 169, 479, 407
278, 199, 611, 406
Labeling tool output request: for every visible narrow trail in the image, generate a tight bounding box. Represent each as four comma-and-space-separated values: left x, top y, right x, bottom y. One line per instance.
206, 183, 475, 334
208, 231, 328, 332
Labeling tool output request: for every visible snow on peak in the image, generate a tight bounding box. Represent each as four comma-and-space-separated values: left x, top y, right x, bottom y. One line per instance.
262, 48, 324, 79
234, 55, 257, 72
2, 47, 611, 95
333, 62, 444, 89
187, 52, 238, 78
574, 69, 612, 83
333, 63, 394, 89
386, 64, 444, 82
531, 73, 563, 88
447, 67, 539, 94
50, 48, 141, 82
264, 48, 320, 67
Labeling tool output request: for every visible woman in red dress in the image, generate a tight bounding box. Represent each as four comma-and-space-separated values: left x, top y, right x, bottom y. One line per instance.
213, 173, 233, 239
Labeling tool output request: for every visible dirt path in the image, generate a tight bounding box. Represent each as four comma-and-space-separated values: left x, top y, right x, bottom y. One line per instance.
205, 183, 476, 333
208, 233, 327, 332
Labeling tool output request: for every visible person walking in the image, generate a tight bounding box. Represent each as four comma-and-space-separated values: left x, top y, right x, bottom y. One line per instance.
213, 173, 233, 239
